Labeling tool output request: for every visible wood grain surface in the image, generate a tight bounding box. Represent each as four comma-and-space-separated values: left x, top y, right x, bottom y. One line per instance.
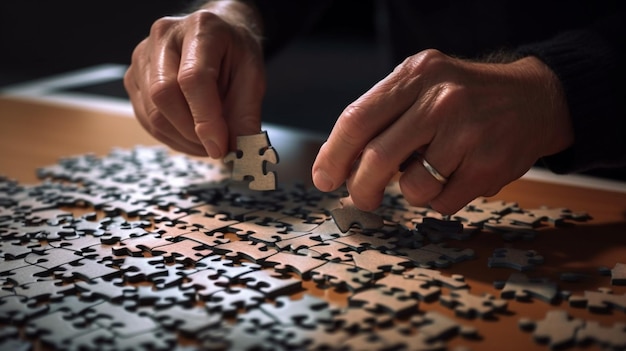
1, 95, 625, 351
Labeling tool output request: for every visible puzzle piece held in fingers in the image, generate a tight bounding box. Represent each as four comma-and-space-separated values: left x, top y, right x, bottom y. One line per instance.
223, 131, 279, 191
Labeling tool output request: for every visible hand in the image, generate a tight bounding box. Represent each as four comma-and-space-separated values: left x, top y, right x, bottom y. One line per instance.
312, 49, 573, 215
124, 0, 265, 158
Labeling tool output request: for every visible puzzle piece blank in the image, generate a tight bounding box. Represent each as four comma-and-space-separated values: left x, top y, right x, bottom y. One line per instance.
223, 131, 278, 191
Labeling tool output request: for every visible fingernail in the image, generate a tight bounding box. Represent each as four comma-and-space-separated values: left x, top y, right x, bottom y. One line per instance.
313, 169, 334, 192
203, 139, 222, 159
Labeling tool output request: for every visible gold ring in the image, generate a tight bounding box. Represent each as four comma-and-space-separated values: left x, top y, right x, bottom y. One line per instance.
421, 157, 448, 184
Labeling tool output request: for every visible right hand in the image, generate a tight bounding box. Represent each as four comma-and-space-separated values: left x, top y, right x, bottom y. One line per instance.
124, 0, 266, 158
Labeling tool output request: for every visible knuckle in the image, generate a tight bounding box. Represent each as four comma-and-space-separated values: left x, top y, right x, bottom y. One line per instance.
148, 78, 178, 106
336, 105, 370, 147
122, 68, 134, 93
150, 16, 178, 37
129, 40, 146, 64
191, 10, 231, 37
178, 66, 218, 91
361, 139, 393, 169
396, 49, 448, 75
146, 107, 169, 130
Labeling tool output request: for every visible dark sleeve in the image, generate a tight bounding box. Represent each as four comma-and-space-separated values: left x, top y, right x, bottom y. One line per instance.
515, 11, 626, 174
252, 0, 334, 59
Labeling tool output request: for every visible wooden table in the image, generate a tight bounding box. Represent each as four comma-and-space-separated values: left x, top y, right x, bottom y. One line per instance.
1, 96, 625, 350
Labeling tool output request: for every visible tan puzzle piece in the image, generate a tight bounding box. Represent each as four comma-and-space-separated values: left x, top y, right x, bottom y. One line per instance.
223, 131, 278, 191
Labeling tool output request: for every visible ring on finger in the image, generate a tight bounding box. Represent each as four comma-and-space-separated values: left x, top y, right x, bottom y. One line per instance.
420, 157, 448, 184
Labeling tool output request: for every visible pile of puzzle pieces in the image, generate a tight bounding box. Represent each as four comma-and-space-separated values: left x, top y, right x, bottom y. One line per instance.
1, 145, 625, 351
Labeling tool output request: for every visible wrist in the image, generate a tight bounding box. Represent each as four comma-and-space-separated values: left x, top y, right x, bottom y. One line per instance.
197, 0, 264, 42
503, 56, 574, 157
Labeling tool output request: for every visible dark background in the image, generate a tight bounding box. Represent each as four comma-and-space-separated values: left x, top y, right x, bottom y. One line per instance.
1, 1, 624, 181
0, 0, 384, 134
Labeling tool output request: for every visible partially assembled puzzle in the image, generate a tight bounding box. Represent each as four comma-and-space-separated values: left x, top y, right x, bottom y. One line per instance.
1, 144, 625, 351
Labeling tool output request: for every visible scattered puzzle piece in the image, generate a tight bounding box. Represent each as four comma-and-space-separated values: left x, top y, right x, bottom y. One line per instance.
568, 288, 626, 313
495, 272, 559, 303
488, 247, 544, 271
518, 310, 584, 349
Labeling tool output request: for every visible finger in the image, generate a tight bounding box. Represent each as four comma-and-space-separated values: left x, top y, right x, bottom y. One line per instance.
178, 13, 230, 159
148, 19, 200, 145
429, 143, 517, 215
398, 153, 450, 210
312, 65, 424, 192
345, 84, 455, 211
427, 160, 494, 215
128, 71, 207, 156
399, 133, 467, 212
222, 53, 264, 150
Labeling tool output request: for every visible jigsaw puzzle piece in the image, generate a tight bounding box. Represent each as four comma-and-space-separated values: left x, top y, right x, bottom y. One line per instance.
310, 261, 373, 291
0, 295, 48, 324
331, 196, 384, 233
568, 287, 626, 313
576, 321, 626, 350
488, 247, 544, 271
350, 288, 419, 318
223, 131, 279, 191
611, 262, 626, 285
239, 268, 302, 297
518, 310, 584, 349
374, 272, 441, 301
260, 293, 337, 328
440, 289, 508, 319
345, 249, 413, 276
262, 250, 326, 278
205, 288, 266, 316
411, 311, 480, 342
152, 304, 222, 336
403, 267, 468, 289
495, 272, 559, 303
213, 240, 278, 263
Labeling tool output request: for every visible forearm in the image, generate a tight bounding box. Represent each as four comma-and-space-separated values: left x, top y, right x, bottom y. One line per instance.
515, 11, 626, 173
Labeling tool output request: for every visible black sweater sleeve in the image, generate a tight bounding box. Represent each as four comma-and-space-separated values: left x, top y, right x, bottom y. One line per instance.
515, 11, 626, 174
252, 0, 334, 59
